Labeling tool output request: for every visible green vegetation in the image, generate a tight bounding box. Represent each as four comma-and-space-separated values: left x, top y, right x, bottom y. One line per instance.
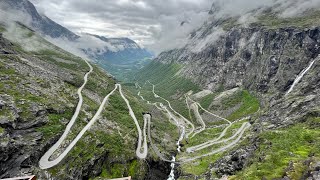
227, 90, 259, 121
306, 117, 320, 128
187, 126, 224, 147
210, 90, 259, 121
218, 91, 243, 110
0, 62, 16, 74
92, 160, 145, 180
180, 121, 249, 176
232, 122, 320, 180
256, 10, 320, 29
1, 23, 151, 179
181, 153, 222, 176
128, 160, 138, 176
99, 57, 152, 82
0, 127, 4, 134
199, 93, 216, 109
34, 49, 89, 73
104, 92, 142, 131
48, 87, 151, 178
136, 61, 199, 97
85, 68, 115, 97
103, 164, 125, 178
134, 61, 200, 118
37, 109, 73, 140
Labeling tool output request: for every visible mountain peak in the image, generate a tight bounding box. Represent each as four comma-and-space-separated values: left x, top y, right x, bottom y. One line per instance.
0, 0, 79, 41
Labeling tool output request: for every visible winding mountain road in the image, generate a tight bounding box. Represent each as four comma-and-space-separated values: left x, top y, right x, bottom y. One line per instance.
147, 81, 195, 138
181, 123, 251, 163
135, 81, 252, 165
186, 122, 249, 153
39, 59, 94, 169
40, 69, 149, 169
146, 114, 179, 164
118, 84, 148, 159
187, 96, 231, 124
188, 100, 206, 138
38, 53, 253, 170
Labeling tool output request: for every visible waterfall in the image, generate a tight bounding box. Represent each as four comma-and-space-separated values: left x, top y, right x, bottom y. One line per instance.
286, 59, 317, 96
167, 156, 176, 180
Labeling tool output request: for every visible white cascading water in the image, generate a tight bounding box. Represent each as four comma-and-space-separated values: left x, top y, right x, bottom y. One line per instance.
286, 58, 317, 96
167, 156, 176, 180
167, 124, 185, 179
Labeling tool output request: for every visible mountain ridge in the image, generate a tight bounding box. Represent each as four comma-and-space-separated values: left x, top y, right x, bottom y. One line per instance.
83, 33, 153, 65
0, 0, 152, 66
0, 0, 79, 41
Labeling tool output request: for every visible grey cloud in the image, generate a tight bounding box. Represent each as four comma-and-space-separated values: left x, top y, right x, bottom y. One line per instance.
29, 0, 320, 54
29, 0, 212, 53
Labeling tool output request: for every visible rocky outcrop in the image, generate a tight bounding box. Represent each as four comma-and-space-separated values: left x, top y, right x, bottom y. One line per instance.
145, 159, 172, 180
213, 136, 259, 177
0, 94, 52, 178
0, 33, 16, 54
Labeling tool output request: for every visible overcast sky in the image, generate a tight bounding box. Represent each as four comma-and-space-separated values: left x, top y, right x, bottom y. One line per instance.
28, 0, 320, 53
29, 0, 212, 49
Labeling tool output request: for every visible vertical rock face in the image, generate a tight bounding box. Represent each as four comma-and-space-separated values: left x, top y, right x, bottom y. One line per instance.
156, 26, 320, 93
154, 25, 320, 125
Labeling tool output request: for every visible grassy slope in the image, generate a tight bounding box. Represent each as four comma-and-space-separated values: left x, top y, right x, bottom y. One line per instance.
222, 10, 320, 31
134, 61, 200, 118
256, 10, 320, 29
211, 90, 260, 121
232, 117, 320, 180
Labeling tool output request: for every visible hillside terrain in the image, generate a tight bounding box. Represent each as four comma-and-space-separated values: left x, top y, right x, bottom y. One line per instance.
0, 22, 178, 179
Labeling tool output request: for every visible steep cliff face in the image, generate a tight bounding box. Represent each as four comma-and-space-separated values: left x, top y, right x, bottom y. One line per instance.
154, 23, 320, 126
